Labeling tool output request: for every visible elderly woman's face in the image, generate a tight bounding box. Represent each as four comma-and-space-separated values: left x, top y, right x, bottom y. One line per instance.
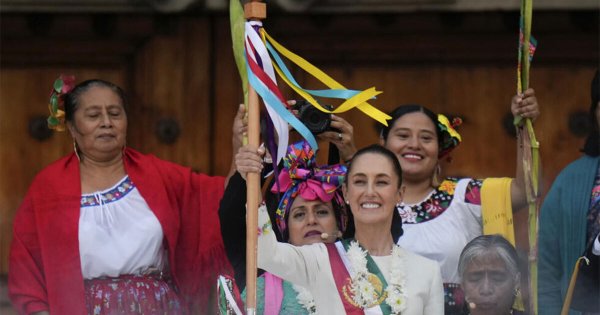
463, 254, 518, 315
68, 86, 127, 161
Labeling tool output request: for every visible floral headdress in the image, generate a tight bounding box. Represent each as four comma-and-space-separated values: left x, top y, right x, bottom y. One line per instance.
271, 140, 347, 234
437, 114, 462, 159
47, 75, 76, 131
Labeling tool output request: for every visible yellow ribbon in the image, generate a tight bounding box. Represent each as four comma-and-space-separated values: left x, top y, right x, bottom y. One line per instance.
261, 29, 391, 126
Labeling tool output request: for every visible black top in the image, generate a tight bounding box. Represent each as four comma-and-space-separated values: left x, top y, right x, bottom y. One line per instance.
218, 170, 282, 289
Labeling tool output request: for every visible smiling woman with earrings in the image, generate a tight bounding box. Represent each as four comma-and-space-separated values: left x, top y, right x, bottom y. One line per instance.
8, 77, 241, 315
369, 90, 539, 313
237, 143, 444, 314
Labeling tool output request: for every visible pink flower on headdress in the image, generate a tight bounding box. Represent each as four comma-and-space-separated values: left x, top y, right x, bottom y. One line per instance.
296, 179, 337, 203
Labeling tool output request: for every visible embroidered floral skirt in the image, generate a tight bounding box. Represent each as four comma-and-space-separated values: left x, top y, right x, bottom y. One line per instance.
84, 274, 184, 315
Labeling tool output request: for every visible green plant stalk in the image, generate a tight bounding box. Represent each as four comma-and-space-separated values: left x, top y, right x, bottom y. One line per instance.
230, 0, 249, 145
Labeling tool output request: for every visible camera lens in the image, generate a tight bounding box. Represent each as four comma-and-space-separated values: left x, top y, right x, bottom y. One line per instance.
300, 106, 330, 135
293, 100, 333, 135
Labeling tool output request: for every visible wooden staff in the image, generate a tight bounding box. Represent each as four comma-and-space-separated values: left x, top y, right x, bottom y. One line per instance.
243, 1, 266, 314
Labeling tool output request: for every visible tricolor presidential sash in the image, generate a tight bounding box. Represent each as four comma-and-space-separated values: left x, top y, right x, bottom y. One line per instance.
326, 240, 395, 315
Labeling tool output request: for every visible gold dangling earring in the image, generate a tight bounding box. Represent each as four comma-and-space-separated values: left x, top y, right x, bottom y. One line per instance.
73, 140, 81, 162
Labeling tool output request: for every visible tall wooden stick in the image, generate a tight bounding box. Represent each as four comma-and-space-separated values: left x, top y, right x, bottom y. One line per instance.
243, 1, 266, 314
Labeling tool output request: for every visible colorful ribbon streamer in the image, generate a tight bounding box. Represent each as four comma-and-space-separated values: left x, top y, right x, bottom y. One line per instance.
261, 30, 391, 126
245, 21, 299, 160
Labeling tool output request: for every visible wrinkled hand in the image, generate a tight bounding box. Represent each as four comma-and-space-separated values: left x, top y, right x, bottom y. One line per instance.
318, 114, 357, 162
511, 88, 540, 121
235, 145, 265, 180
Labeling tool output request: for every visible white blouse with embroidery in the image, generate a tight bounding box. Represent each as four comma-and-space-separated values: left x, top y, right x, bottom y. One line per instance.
78, 176, 166, 279
397, 177, 483, 284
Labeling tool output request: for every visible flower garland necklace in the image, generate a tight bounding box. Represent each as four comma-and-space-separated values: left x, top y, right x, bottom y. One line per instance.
291, 283, 317, 314
346, 241, 407, 314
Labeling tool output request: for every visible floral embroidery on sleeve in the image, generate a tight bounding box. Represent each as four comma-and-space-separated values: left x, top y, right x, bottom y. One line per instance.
398, 178, 459, 223
257, 202, 273, 236
464, 179, 483, 205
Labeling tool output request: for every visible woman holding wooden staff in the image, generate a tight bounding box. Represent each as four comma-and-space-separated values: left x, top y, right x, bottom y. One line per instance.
236, 143, 444, 314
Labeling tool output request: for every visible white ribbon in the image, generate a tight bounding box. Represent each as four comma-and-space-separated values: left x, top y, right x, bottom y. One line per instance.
218, 275, 244, 315
244, 21, 290, 165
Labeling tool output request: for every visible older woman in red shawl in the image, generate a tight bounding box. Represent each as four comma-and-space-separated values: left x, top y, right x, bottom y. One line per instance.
9, 77, 235, 314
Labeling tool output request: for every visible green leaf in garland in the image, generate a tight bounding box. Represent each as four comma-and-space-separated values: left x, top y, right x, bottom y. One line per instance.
230, 0, 248, 105
50, 93, 59, 112
53, 78, 63, 94
47, 116, 59, 126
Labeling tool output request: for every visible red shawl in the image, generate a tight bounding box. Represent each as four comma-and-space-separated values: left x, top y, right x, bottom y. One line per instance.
9, 148, 232, 314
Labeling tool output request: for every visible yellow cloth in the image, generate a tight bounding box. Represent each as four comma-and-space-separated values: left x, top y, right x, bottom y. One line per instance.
481, 177, 524, 311
481, 177, 515, 245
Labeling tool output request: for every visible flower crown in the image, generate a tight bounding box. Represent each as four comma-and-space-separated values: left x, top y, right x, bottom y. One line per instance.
47, 75, 76, 131
437, 114, 462, 159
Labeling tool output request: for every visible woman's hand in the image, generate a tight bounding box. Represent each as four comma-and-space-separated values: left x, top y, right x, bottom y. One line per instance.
511, 88, 540, 121
235, 145, 265, 180
510, 88, 541, 211
318, 114, 358, 163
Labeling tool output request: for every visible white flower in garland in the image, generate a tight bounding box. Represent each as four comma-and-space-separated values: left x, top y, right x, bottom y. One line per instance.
292, 284, 317, 314
385, 245, 407, 313
346, 241, 407, 314
347, 241, 378, 306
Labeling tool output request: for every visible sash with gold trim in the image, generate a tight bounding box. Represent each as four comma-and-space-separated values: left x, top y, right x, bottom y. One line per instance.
326, 240, 394, 315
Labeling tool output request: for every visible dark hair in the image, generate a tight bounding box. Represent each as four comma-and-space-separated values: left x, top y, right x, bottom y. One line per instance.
64, 79, 128, 122
342, 144, 404, 243
380, 104, 442, 147
582, 70, 599, 157
458, 234, 520, 284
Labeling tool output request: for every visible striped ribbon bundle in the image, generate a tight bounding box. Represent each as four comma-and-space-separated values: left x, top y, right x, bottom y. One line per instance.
234, 10, 390, 162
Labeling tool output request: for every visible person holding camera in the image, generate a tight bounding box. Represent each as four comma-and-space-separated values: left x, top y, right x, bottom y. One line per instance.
290, 100, 357, 163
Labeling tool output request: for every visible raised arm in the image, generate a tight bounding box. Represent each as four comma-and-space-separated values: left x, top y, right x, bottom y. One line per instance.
510, 88, 540, 211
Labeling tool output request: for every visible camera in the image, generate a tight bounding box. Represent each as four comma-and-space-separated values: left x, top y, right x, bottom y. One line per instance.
292, 100, 335, 135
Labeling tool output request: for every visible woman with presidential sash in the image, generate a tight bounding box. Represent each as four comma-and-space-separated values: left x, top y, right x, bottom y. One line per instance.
237, 143, 444, 314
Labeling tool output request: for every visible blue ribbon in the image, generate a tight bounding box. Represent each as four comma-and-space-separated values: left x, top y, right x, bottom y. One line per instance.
266, 42, 375, 101
245, 59, 319, 151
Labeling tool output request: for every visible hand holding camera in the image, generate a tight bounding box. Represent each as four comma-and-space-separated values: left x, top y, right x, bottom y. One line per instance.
292, 100, 357, 163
